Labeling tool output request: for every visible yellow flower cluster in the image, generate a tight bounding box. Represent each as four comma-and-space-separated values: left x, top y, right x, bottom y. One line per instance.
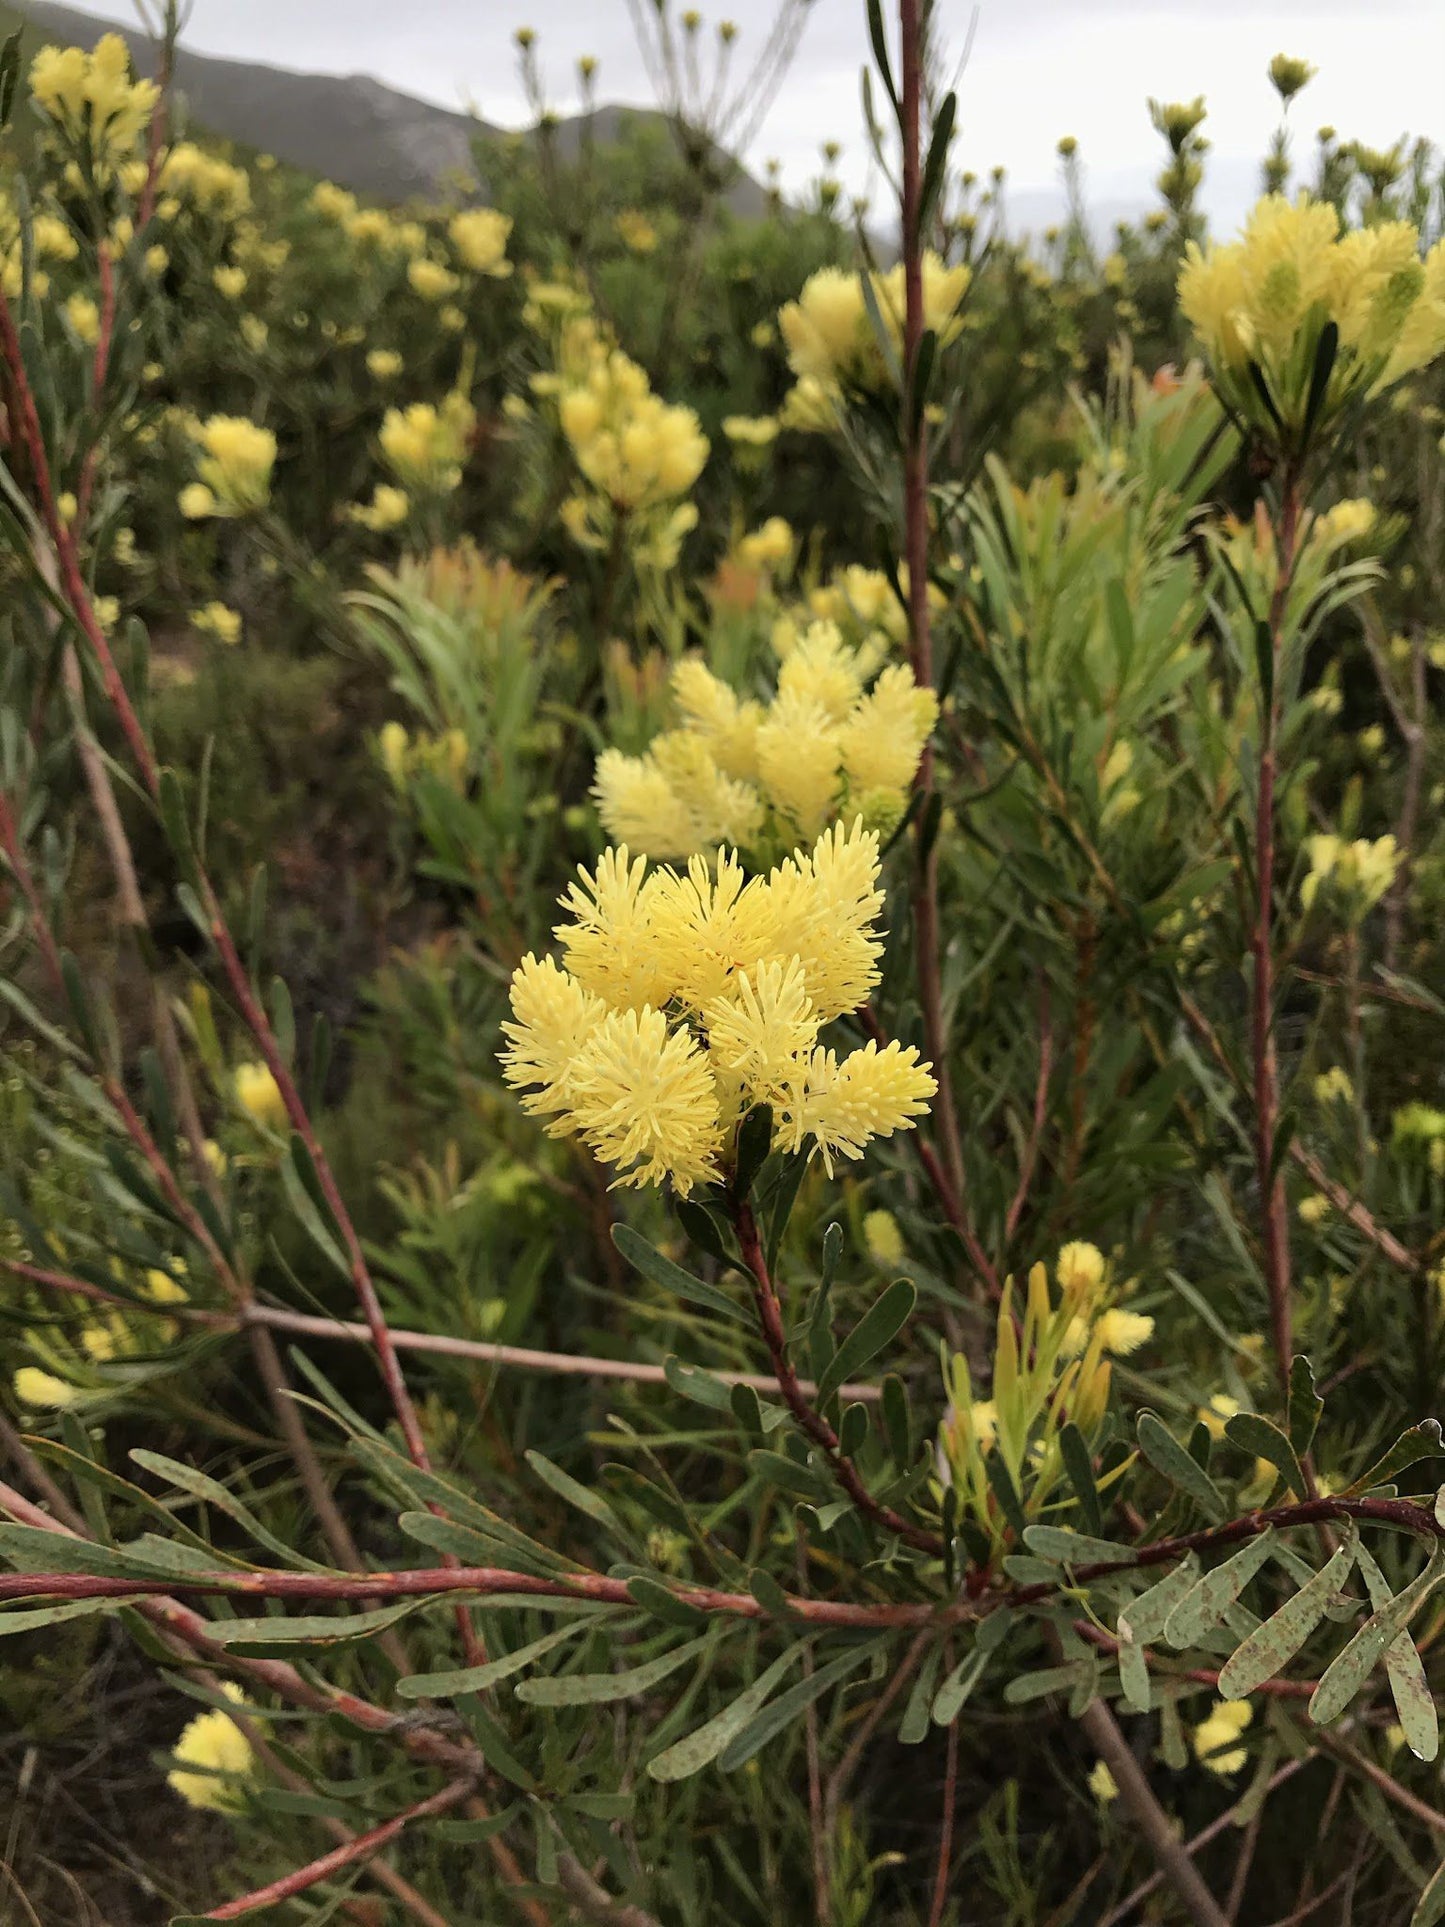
180, 415, 277, 518
938, 1242, 1141, 1546
501, 820, 936, 1194
347, 483, 411, 532
1192, 1698, 1253, 1775
192, 600, 242, 644
234, 1060, 287, 1129
377, 720, 468, 790
555, 346, 709, 566
168, 1684, 256, 1812
615, 210, 659, 254
378, 394, 476, 496
158, 142, 252, 219
449, 208, 513, 276
367, 348, 404, 380
779, 253, 971, 394
1179, 195, 1445, 444
29, 35, 156, 174
12, 1265, 192, 1412
593, 629, 937, 859
1299, 832, 1398, 914
408, 256, 460, 302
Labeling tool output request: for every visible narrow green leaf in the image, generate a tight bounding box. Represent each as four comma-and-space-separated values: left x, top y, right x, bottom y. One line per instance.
932, 1643, 990, 1725
1223, 1412, 1308, 1499
1288, 1356, 1324, 1461
611, 1224, 743, 1321
1344, 1421, 1445, 1497
814, 1278, 915, 1412
719, 1641, 880, 1770
1136, 1411, 1227, 1521
897, 1641, 943, 1745
1217, 1533, 1357, 1698
733, 1104, 774, 1199
0, 1599, 121, 1637
525, 1449, 625, 1536
209, 1601, 428, 1647
625, 1576, 709, 1629
396, 1619, 595, 1699
1022, 1525, 1134, 1567
1162, 1531, 1278, 1649
1309, 1544, 1444, 1743
1412, 1853, 1445, 1927
648, 1644, 807, 1782
1059, 1422, 1103, 1534
518, 1633, 709, 1707
984, 1451, 1027, 1537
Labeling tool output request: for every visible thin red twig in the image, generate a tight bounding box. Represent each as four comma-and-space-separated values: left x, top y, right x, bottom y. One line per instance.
203, 1777, 475, 1920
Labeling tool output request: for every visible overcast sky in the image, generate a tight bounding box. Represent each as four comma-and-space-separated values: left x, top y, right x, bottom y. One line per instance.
61, 0, 1445, 228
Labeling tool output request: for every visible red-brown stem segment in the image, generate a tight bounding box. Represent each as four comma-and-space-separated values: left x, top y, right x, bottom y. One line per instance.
732, 1197, 945, 1557
202, 1777, 476, 1921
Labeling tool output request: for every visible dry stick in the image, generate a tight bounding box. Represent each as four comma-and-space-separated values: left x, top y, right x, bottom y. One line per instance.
1254, 477, 1302, 1405
732, 1197, 945, 1557
0, 1258, 887, 1402
898, 0, 969, 1236
1098, 1756, 1312, 1927
1075, 1693, 1229, 1927
552, 1850, 662, 1927
1223, 1791, 1263, 1922
926, 1704, 960, 1927
1310, 1728, 1445, 1837
201, 1776, 476, 1921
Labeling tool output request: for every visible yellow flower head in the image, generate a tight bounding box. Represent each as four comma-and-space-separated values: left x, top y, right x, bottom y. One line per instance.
1056, 1240, 1106, 1299
1192, 1698, 1252, 1775
30, 35, 157, 173
13, 1366, 80, 1409
168, 1684, 255, 1811
407, 257, 461, 302
450, 207, 514, 276
863, 1208, 905, 1267
367, 348, 404, 379
65, 294, 100, 345
160, 143, 251, 217
379, 396, 475, 494
192, 601, 242, 645
234, 1061, 287, 1130
502, 822, 932, 1191
347, 484, 411, 532
190, 416, 277, 515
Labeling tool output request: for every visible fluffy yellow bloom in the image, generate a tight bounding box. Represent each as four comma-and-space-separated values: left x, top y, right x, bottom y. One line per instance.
408, 257, 460, 302
615, 209, 658, 254
239, 315, 268, 352
234, 1061, 287, 1129
168, 1684, 255, 1811
13, 1366, 79, 1409
378, 395, 475, 494
1088, 1760, 1119, 1804
1094, 1308, 1155, 1356
378, 720, 410, 785
160, 143, 251, 218
756, 690, 843, 839
1192, 1699, 1252, 1775
30, 35, 157, 172
311, 180, 358, 223
65, 294, 100, 345
1299, 832, 1398, 914
367, 348, 404, 380
450, 207, 513, 276
189, 415, 277, 515
559, 350, 708, 510
178, 482, 217, 520
1056, 1241, 1106, 1297
1297, 1192, 1330, 1226
723, 414, 780, 448
736, 517, 794, 570
780, 254, 970, 389
192, 601, 242, 645
503, 822, 931, 1190
1180, 196, 1445, 446
1314, 1066, 1353, 1105
32, 214, 78, 262
863, 1208, 905, 1267
780, 374, 839, 432
347, 484, 411, 532
212, 264, 247, 299
144, 1266, 189, 1305
839, 664, 938, 792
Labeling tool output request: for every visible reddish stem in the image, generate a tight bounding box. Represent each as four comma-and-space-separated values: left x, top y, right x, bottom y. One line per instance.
203, 1777, 475, 1920
732, 1196, 945, 1556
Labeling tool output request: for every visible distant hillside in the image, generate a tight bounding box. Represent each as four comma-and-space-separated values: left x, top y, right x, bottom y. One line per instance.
8, 0, 771, 213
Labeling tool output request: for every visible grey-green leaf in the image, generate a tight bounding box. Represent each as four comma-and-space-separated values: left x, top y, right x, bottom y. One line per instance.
1136, 1411, 1226, 1521
1163, 1531, 1278, 1649
396, 1618, 596, 1699
517, 1634, 710, 1707
648, 1643, 807, 1782
1309, 1544, 1443, 1754
1217, 1533, 1356, 1698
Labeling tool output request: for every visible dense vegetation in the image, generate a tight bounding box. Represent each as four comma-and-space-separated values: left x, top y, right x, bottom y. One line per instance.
2, 5, 1445, 1923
